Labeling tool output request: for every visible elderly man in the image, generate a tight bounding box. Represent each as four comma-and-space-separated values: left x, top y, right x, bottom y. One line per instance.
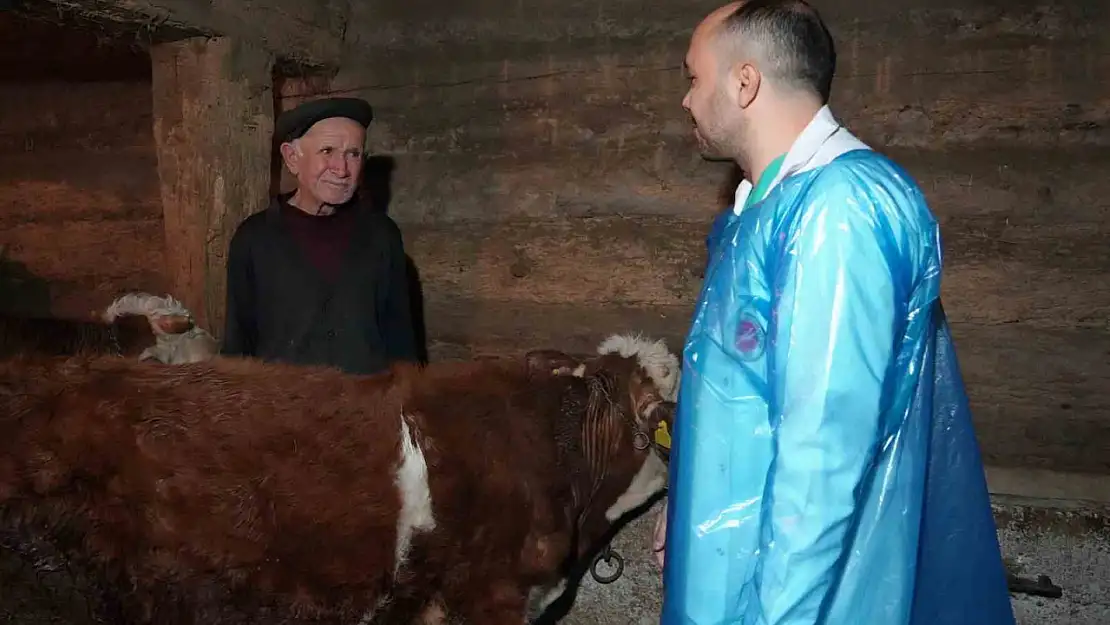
221, 97, 419, 374
654, 2, 1016, 624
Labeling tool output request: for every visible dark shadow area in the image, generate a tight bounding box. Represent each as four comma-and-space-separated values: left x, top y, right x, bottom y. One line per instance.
3, 1, 203, 83
0, 250, 52, 317
532, 490, 666, 624
695, 163, 750, 272
0, 10, 151, 83
718, 162, 746, 211
362, 154, 429, 365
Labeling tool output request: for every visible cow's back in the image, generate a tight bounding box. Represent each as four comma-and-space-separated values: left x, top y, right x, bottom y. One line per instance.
0, 354, 409, 622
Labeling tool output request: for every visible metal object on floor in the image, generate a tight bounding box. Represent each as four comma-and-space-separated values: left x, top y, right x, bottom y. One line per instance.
1007, 573, 1063, 599
590, 543, 625, 584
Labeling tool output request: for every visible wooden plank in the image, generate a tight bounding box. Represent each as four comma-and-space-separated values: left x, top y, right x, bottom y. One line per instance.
376, 140, 1109, 225
347, 0, 1106, 51
334, 2, 1108, 224
400, 148, 1110, 329
419, 298, 1110, 475
32, 0, 345, 66
0, 82, 153, 152
405, 214, 1109, 328
150, 37, 274, 334
338, 2, 1109, 155
0, 220, 165, 287
0, 219, 167, 317
0, 150, 159, 225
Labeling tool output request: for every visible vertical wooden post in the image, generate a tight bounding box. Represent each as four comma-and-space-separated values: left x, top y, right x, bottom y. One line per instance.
150, 36, 274, 338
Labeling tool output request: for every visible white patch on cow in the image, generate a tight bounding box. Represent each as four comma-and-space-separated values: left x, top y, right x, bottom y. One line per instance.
526, 577, 568, 620
394, 413, 436, 577
596, 333, 681, 401
571, 363, 586, 377
137, 327, 219, 365
357, 595, 389, 625
605, 451, 668, 521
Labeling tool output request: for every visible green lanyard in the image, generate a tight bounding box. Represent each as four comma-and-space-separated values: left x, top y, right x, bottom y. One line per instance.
742, 154, 787, 211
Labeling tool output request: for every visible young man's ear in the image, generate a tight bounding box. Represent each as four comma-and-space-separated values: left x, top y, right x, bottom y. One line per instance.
727, 61, 762, 109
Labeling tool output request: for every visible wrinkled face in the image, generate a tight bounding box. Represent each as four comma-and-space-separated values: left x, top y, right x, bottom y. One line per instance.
280, 117, 366, 208
682, 26, 748, 161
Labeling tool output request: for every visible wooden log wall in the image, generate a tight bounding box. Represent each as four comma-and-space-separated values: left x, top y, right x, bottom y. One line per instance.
325, 0, 1110, 475
0, 14, 166, 319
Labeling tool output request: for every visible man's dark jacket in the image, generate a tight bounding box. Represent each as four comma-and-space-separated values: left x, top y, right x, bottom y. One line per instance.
220, 194, 419, 375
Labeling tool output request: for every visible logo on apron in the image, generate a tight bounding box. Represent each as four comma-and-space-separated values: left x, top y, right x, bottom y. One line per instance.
734, 311, 766, 360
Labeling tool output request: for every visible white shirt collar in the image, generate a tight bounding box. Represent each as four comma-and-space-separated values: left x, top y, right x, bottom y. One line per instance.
731, 105, 870, 215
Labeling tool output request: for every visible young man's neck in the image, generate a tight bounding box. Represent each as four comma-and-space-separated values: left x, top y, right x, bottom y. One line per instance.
740, 98, 823, 186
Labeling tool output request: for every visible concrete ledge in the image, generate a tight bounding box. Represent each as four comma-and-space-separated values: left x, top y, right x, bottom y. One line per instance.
987, 465, 1110, 504
995, 494, 1110, 625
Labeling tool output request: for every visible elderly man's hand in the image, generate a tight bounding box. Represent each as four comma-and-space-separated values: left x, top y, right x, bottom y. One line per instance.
652, 497, 667, 574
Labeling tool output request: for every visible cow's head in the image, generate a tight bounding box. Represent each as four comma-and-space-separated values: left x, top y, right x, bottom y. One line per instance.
101, 293, 219, 364
525, 333, 679, 555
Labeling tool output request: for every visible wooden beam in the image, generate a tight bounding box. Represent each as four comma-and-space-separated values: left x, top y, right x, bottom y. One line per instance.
26, 0, 344, 67
150, 36, 274, 336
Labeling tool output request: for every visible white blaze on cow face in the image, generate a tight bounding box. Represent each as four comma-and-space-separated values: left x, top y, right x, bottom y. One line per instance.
394, 413, 436, 577
596, 332, 678, 521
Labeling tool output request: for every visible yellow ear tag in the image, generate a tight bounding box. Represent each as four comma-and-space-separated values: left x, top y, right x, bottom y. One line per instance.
654, 420, 672, 450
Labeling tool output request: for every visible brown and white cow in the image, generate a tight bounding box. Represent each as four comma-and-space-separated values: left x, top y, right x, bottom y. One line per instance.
0, 292, 218, 364
0, 332, 676, 625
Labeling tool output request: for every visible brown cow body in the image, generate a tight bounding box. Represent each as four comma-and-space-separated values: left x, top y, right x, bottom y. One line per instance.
0, 334, 675, 625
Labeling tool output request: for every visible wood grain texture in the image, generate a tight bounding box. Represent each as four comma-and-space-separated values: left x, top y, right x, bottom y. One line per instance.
405, 216, 1110, 330
399, 147, 1110, 331
150, 37, 274, 333
0, 69, 164, 320
336, 2, 1110, 161
29, 0, 345, 66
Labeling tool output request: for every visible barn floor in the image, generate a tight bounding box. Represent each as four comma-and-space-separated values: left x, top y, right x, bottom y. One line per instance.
2, 490, 1107, 625
547, 493, 1110, 625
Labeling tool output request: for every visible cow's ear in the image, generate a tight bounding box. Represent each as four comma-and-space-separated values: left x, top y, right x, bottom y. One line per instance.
525, 349, 586, 377
151, 314, 195, 335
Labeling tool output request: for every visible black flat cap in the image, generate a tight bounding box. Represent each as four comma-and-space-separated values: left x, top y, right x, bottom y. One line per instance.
274, 97, 374, 144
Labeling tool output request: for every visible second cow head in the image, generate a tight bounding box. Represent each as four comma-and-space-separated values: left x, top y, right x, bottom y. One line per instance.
525, 333, 679, 555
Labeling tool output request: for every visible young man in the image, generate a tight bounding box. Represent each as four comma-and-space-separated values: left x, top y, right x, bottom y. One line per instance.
655, 2, 1016, 624
221, 97, 419, 374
